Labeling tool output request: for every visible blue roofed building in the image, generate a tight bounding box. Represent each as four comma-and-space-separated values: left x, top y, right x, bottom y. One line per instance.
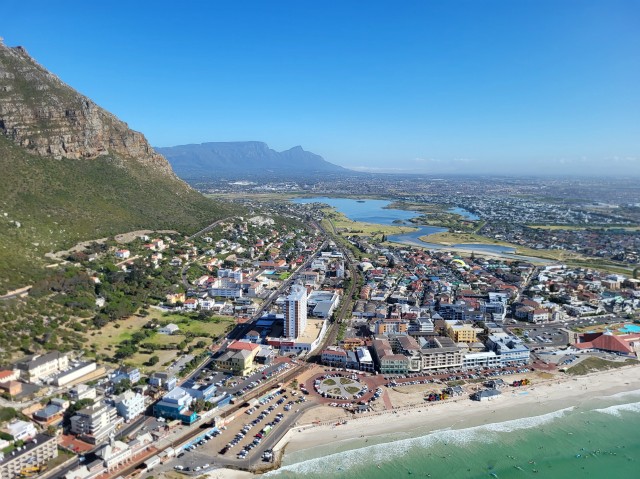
486, 332, 530, 365
181, 380, 217, 401
153, 387, 198, 424
112, 367, 140, 385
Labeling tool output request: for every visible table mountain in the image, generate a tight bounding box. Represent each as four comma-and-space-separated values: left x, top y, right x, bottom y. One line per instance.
156, 141, 348, 179
0, 40, 235, 292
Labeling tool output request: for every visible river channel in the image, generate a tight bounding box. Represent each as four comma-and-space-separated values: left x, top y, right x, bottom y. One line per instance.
293, 197, 552, 263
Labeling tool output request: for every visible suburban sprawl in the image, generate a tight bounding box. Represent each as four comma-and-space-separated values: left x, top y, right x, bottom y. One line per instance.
1, 176, 640, 479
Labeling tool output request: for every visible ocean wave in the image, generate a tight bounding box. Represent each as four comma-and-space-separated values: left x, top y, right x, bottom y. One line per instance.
268, 407, 574, 476
594, 401, 640, 417
600, 389, 640, 400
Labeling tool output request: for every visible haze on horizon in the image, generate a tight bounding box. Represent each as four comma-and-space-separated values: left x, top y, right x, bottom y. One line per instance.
1, 0, 639, 177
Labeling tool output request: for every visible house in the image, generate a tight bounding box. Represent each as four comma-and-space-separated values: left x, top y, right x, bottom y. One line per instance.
214, 341, 260, 376
2, 420, 37, 441
528, 308, 549, 323
485, 378, 506, 389
158, 323, 180, 335
112, 367, 140, 385
244, 330, 262, 343
33, 404, 64, 426
183, 298, 198, 311
115, 249, 130, 259
443, 385, 464, 396
0, 381, 21, 397
0, 370, 19, 383
471, 388, 502, 401
148, 372, 177, 391
165, 293, 186, 305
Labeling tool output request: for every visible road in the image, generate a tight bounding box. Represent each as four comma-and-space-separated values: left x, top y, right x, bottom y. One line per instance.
307, 219, 360, 361
186, 217, 231, 241
226, 238, 329, 342
0, 285, 31, 301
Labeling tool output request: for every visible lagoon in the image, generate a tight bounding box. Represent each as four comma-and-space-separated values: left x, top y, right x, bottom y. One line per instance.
292, 197, 520, 256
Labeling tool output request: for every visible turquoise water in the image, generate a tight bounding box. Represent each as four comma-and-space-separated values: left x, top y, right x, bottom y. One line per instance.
619, 324, 640, 333
269, 393, 640, 479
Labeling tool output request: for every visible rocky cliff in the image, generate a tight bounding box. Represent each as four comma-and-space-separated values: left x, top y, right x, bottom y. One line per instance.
0, 39, 174, 176
0, 39, 236, 293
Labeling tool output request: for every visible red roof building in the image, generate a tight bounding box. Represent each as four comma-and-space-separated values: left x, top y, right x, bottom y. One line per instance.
227, 340, 260, 352
575, 332, 640, 356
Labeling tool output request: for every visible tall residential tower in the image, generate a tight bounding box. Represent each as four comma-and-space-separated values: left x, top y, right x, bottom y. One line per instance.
284, 284, 307, 339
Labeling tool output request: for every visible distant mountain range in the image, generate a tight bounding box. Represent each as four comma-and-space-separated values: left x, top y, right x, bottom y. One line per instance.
156, 141, 350, 178
0, 40, 235, 292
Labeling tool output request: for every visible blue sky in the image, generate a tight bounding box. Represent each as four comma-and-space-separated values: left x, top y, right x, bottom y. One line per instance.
2, 0, 639, 176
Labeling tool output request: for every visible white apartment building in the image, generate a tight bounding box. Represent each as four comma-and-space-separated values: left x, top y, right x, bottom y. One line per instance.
114, 390, 145, 422
70, 402, 120, 444
284, 284, 307, 339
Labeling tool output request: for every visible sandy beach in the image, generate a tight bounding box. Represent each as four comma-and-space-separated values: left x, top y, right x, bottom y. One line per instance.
195, 365, 640, 478
283, 365, 640, 457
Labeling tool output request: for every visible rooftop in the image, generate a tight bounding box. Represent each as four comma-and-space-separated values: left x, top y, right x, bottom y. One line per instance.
0, 434, 55, 465
297, 318, 325, 344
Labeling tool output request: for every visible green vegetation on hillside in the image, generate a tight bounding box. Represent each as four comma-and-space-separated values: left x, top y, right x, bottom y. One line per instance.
0, 135, 238, 293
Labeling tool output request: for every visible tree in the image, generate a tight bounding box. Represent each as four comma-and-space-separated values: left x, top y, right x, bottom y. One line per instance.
113, 379, 132, 395
192, 398, 206, 413
63, 398, 94, 427
147, 355, 160, 366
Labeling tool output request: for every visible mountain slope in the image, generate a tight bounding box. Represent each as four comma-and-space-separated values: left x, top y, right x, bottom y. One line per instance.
0, 41, 236, 293
156, 141, 348, 178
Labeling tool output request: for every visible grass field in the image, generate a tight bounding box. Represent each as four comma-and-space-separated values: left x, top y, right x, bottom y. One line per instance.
566, 357, 636, 376
83, 309, 235, 372
84, 315, 150, 352
323, 209, 418, 236
564, 259, 634, 275
528, 225, 640, 231
572, 322, 630, 334
418, 232, 574, 261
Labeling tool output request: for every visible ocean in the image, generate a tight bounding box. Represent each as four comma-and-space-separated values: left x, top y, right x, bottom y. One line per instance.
267, 390, 640, 478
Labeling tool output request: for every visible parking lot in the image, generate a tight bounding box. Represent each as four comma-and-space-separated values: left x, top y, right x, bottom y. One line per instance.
192, 359, 292, 398
162, 385, 312, 472
508, 323, 568, 347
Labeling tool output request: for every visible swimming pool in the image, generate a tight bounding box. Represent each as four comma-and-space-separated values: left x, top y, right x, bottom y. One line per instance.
619, 324, 640, 333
